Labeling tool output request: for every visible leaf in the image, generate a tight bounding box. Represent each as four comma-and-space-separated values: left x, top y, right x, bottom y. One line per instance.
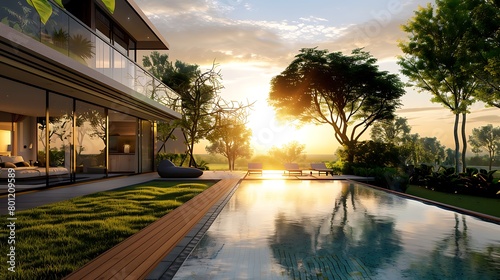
26, 0, 52, 25
100, 0, 115, 14
52, 0, 64, 8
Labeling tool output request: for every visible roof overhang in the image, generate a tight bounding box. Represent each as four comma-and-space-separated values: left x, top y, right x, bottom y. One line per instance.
96, 0, 170, 50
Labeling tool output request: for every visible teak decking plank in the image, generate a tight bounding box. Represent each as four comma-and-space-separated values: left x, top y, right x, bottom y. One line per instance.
113, 179, 233, 275
124, 195, 222, 279
115, 181, 234, 279
64, 178, 239, 280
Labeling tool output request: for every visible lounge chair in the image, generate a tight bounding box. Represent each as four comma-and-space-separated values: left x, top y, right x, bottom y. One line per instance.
157, 160, 203, 178
247, 163, 263, 175
284, 163, 303, 176
310, 163, 333, 176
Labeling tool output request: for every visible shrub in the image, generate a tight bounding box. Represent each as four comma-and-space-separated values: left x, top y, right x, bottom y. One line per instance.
409, 164, 500, 198
37, 148, 65, 167
327, 160, 344, 175
353, 141, 400, 167
197, 160, 210, 170
351, 166, 409, 192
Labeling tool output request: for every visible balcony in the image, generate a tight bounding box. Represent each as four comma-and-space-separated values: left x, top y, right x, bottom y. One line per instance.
0, 1, 181, 113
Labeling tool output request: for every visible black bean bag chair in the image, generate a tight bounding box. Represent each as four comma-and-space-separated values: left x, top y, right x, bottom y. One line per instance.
157, 160, 203, 178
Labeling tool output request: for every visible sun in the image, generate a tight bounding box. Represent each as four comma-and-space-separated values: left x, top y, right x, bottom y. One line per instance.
247, 100, 306, 153
246, 98, 340, 155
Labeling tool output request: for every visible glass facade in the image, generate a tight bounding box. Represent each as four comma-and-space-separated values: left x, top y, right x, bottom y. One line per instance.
140, 120, 154, 172
109, 110, 138, 174
0, 77, 157, 187
47, 93, 73, 185
0, 1, 181, 188
75, 101, 107, 179
0, 0, 181, 112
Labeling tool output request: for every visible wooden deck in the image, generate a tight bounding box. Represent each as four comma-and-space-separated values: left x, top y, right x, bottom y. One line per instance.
64, 178, 241, 280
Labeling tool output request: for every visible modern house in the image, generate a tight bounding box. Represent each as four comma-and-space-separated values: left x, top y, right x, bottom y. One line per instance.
0, 0, 181, 186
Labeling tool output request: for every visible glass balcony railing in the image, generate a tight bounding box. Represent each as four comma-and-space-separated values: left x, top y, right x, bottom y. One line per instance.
0, 1, 181, 114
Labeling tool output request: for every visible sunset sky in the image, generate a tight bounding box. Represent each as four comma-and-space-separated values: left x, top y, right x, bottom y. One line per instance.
136, 0, 500, 155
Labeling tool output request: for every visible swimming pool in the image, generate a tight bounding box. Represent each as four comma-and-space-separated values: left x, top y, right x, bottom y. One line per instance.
172, 180, 500, 279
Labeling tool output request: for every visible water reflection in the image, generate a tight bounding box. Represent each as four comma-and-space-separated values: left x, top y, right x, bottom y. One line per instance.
406, 213, 500, 279
173, 180, 500, 279
269, 183, 402, 278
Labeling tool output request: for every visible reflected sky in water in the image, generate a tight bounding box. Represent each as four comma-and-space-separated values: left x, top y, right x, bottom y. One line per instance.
173, 180, 500, 279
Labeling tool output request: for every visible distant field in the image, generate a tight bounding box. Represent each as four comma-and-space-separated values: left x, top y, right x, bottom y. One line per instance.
206, 163, 231, 170
198, 154, 336, 171
198, 154, 500, 172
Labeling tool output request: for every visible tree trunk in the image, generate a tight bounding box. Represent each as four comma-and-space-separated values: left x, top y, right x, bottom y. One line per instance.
156, 127, 176, 154
489, 150, 493, 171
453, 113, 460, 174
189, 151, 197, 167
227, 156, 233, 171
461, 113, 467, 173
344, 141, 357, 174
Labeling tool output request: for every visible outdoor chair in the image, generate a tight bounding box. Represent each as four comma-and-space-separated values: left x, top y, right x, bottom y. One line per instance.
310, 163, 334, 176
157, 160, 203, 178
247, 163, 263, 175
284, 163, 303, 176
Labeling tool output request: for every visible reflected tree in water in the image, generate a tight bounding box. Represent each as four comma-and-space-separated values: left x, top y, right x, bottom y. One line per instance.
405, 213, 500, 279
269, 183, 403, 278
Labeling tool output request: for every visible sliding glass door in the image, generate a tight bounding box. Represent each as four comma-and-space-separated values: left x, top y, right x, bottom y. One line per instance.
47, 93, 73, 185
75, 101, 107, 180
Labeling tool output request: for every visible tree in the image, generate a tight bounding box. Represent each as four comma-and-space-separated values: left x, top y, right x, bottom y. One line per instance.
443, 148, 456, 167
468, 124, 500, 171
155, 121, 178, 154
398, 0, 480, 173
143, 52, 253, 167
371, 117, 411, 146
419, 137, 446, 165
269, 48, 405, 164
143, 52, 220, 167
402, 134, 446, 166
178, 63, 223, 167
371, 117, 413, 166
205, 110, 253, 171
347, 141, 400, 167
469, 1, 500, 109
268, 141, 306, 164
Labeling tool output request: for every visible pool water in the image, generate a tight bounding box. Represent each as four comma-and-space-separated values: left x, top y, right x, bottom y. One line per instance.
173, 180, 500, 279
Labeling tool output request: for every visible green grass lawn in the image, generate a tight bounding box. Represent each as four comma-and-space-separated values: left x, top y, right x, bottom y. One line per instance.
0, 180, 215, 280
406, 185, 500, 218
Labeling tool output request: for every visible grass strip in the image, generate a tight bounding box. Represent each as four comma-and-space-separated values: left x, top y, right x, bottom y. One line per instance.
0, 180, 215, 280
406, 185, 500, 218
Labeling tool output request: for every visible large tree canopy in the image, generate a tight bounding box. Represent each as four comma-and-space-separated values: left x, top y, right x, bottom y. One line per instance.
143, 52, 222, 167
205, 109, 253, 171
469, 0, 500, 108
143, 52, 253, 167
371, 117, 411, 146
268, 48, 405, 163
398, 0, 481, 172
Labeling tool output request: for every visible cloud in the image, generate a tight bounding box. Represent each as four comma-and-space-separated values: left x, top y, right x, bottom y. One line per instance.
136, 0, 402, 69
468, 115, 500, 124
397, 107, 446, 114
136, 0, 435, 66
